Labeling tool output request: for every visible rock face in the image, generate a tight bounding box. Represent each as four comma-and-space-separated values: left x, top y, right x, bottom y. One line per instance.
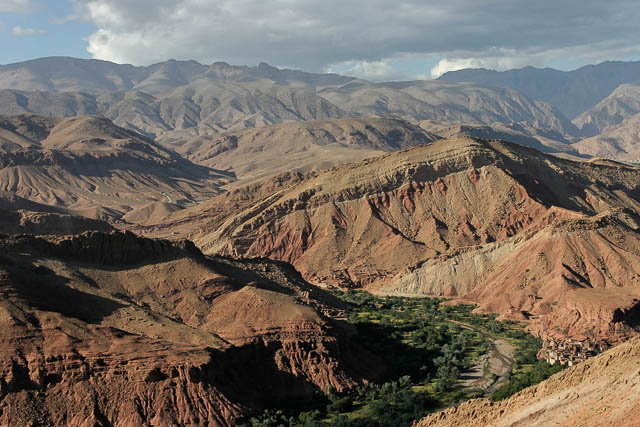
148, 137, 640, 343
0, 231, 381, 425
0, 114, 231, 222
414, 334, 640, 427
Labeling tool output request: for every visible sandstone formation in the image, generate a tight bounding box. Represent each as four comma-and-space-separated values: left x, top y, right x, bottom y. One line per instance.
147, 137, 640, 343
0, 230, 381, 425
414, 334, 640, 427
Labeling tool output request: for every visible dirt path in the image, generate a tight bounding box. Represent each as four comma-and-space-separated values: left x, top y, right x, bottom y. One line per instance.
451, 321, 515, 398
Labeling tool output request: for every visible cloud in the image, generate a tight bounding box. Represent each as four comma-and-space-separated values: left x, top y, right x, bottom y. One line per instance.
0, 0, 35, 12
331, 60, 410, 82
429, 50, 549, 78
72, 0, 640, 75
51, 14, 79, 24
429, 41, 640, 78
11, 25, 44, 36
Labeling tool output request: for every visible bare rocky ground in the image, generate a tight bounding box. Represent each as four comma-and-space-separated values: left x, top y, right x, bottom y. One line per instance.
0, 230, 383, 425
459, 332, 515, 399
415, 335, 640, 427
145, 137, 640, 346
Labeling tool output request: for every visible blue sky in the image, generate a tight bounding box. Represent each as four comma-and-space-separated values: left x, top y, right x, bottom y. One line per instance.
2, 0, 640, 81
0, 1, 95, 63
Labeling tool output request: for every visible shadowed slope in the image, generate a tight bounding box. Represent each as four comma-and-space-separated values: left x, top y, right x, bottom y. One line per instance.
0, 114, 232, 222
0, 231, 381, 425
144, 137, 640, 343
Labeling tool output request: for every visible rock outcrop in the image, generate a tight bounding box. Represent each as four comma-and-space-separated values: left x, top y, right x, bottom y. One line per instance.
147, 137, 640, 343
0, 231, 381, 425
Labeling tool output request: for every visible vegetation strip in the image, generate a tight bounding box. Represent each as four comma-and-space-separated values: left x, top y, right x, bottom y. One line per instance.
244, 291, 564, 426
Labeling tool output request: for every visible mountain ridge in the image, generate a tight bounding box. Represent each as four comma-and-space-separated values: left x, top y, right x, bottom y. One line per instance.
0, 57, 581, 144
0, 114, 231, 221
142, 136, 640, 345
438, 60, 640, 119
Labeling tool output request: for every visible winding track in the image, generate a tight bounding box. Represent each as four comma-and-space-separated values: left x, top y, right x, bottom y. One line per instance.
450, 320, 516, 398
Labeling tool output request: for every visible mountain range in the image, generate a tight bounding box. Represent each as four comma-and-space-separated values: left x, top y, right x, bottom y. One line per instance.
438, 61, 640, 120
1, 56, 640, 425
0, 57, 583, 140
3, 57, 640, 166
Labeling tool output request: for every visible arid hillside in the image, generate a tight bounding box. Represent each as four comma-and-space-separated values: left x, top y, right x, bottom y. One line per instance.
415, 334, 640, 427
0, 114, 447, 225
0, 230, 381, 425
0, 114, 231, 221
0, 58, 579, 143
144, 137, 640, 343
573, 113, 640, 163
421, 121, 577, 155
319, 80, 579, 136
166, 116, 440, 186
573, 83, 640, 135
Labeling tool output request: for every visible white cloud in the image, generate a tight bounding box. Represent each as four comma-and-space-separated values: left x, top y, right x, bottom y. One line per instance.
331, 60, 409, 82
0, 0, 35, 12
431, 59, 484, 79
51, 14, 78, 24
430, 52, 545, 78
71, 0, 640, 76
11, 25, 44, 36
